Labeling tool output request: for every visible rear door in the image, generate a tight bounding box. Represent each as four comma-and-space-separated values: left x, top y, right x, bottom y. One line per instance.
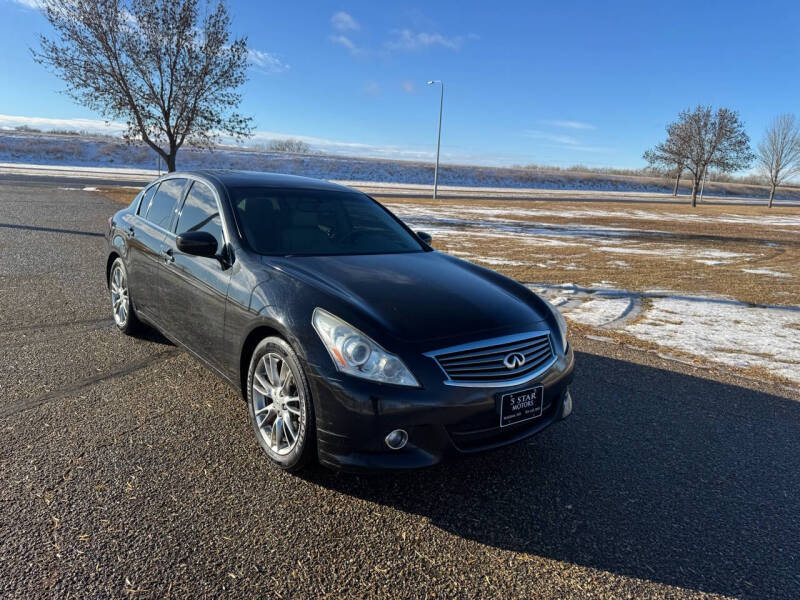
128, 178, 188, 321
159, 180, 232, 370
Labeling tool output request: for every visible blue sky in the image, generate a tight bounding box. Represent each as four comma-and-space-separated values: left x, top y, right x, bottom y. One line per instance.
1, 0, 799, 168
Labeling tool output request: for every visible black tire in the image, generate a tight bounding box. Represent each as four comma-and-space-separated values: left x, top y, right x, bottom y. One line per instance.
247, 336, 316, 472
109, 257, 141, 335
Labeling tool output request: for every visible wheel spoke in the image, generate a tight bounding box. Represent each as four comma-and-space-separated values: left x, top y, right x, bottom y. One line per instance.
267, 355, 281, 387
254, 403, 274, 418
272, 417, 284, 450
278, 361, 289, 386
282, 369, 294, 392
285, 405, 301, 416
253, 372, 271, 396
283, 415, 296, 441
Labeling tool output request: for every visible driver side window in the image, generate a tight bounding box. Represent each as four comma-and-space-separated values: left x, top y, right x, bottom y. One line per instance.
176, 181, 224, 251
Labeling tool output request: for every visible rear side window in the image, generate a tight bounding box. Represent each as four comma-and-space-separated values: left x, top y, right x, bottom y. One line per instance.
145, 178, 186, 230
136, 184, 158, 216
176, 181, 224, 250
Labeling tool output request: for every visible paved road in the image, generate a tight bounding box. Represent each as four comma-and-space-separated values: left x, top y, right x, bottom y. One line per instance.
1, 182, 799, 599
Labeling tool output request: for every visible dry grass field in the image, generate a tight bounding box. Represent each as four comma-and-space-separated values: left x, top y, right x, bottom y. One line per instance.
379, 197, 800, 307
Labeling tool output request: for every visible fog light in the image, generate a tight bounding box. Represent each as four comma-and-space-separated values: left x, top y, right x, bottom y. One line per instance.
384, 429, 408, 450
561, 390, 573, 419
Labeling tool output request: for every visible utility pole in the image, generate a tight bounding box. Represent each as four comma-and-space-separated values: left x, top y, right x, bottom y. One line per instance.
427, 80, 444, 200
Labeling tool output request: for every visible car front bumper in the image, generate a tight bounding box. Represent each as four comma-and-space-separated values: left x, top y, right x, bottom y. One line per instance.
306, 345, 575, 471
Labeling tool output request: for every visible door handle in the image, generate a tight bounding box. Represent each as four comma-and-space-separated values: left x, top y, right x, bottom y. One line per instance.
161, 247, 174, 264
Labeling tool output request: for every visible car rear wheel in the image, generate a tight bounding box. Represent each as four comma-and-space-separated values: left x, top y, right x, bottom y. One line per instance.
247, 337, 315, 471
109, 258, 141, 335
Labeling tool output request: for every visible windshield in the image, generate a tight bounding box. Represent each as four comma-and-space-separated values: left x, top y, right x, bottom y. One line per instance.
230, 187, 424, 256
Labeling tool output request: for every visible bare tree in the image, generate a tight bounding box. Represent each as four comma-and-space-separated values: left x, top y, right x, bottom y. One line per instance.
267, 138, 311, 153
680, 106, 754, 207
33, 0, 253, 171
757, 114, 800, 208
643, 119, 691, 197
647, 106, 754, 206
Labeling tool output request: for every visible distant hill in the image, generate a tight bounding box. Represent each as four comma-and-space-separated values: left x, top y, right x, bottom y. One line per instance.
1, 129, 797, 201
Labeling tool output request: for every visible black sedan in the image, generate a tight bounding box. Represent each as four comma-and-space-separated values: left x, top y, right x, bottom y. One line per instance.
105, 171, 574, 471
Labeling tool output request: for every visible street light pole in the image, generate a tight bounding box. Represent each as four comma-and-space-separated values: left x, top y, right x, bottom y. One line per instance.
427, 80, 443, 200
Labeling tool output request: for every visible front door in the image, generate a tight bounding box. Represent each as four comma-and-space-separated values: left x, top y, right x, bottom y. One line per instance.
159, 180, 231, 371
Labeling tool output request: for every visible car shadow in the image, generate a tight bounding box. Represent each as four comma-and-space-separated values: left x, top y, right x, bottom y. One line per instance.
303, 351, 800, 598
132, 324, 173, 346
0, 222, 105, 238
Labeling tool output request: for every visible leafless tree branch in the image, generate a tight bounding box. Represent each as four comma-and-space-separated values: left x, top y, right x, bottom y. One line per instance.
757, 113, 800, 208
645, 106, 754, 207
32, 0, 253, 171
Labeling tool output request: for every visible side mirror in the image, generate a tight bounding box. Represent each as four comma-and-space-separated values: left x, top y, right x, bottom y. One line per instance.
176, 230, 218, 257
417, 231, 432, 245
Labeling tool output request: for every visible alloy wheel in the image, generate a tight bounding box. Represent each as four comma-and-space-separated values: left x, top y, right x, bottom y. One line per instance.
252, 352, 305, 456
110, 264, 129, 327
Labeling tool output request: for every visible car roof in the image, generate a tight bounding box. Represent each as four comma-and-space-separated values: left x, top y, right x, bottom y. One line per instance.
166, 170, 354, 193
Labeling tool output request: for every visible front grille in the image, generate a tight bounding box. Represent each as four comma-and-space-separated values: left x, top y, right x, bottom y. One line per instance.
427, 331, 555, 386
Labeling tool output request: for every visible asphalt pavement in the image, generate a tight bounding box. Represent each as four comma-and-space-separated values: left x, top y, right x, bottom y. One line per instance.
1, 181, 799, 599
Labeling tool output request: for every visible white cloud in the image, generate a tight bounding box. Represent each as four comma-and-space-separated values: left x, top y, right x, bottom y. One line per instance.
523, 129, 608, 153
8, 0, 42, 8
385, 29, 474, 52
524, 130, 581, 145
329, 34, 363, 55
0, 113, 126, 135
247, 49, 289, 73
541, 120, 596, 130
362, 81, 381, 96
331, 11, 359, 31
400, 81, 416, 93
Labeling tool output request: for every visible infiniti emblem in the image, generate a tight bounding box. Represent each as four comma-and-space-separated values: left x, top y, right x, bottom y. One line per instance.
503, 352, 526, 369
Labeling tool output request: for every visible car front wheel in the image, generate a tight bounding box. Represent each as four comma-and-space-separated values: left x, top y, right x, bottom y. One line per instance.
247, 336, 316, 471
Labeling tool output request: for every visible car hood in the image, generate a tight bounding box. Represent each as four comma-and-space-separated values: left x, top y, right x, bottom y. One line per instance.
264, 251, 549, 345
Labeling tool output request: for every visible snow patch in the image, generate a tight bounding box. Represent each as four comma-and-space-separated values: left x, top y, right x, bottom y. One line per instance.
741, 268, 792, 278
695, 259, 728, 266
625, 297, 800, 382
564, 297, 631, 327
531, 283, 800, 383
597, 246, 752, 260
584, 334, 616, 343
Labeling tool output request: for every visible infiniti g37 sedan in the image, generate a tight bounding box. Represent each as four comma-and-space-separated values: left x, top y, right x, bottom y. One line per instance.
105, 171, 574, 471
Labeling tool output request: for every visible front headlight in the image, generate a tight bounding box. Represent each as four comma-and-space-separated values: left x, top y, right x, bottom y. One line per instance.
544, 298, 568, 350
311, 308, 420, 387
